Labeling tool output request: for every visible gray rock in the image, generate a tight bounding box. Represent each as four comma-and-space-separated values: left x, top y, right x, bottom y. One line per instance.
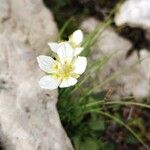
114, 0, 150, 49
0, 0, 58, 54
0, 0, 73, 150
115, 0, 150, 30
81, 17, 150, 99
117, 50, 150, 99
0, 35, 73, 150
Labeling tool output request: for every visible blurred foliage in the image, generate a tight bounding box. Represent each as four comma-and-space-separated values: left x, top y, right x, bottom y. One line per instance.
43, 0, 123, 28
44, 0, 150, 51
58, 85, 150, 150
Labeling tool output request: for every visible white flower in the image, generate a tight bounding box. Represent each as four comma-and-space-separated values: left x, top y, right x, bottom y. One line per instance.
70, 29, 83, 46
37, 42, 87, 90
48, 42, 64, 53
69, 29, 84, 56
48, 30, 84, 56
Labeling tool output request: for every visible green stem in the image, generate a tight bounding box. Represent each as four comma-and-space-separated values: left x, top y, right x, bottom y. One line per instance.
75, 84, 85, 97
85, 100, 150, 109
58, 17, 73, 40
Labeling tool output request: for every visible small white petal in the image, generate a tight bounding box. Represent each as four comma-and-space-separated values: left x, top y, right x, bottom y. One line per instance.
37, 55, 56, 73
73, 56, 87, 74
39, 75, 61, 90
57, 42, 74, 63
74, 47, 84, 56
48, 42, 59, 53
59, 77, 77, 88
72, 30, 83, 46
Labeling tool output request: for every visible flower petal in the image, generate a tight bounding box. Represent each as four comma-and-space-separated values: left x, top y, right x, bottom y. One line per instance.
73, 56, 87, 74
48, 42, 59, 53
37, 55, 56, 73
57, 42, 74, 63
74, 47, 84, 56
59, 77, 77, 88
39, 75, 61, 90
72, 30, 83, 46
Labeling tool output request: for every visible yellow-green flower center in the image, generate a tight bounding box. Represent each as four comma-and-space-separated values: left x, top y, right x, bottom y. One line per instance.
61, 62, 73, 78
53, 61, 74, 79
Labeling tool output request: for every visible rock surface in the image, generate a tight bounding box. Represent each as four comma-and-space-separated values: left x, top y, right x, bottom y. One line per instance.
114, 0, 150, 51
0, 0, 73, 150
81, 17, 150, 99
0, 0, 58, 54
115, 0, 150, 30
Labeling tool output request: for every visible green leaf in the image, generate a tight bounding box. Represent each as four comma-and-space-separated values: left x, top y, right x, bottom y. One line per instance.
89, 120, 105, 131
80, 138, 98, 150
72, 136, 81, 150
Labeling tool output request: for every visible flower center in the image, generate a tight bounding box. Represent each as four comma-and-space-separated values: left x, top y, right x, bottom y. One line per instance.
61, 62, 73, 78
53, 61, 74, 79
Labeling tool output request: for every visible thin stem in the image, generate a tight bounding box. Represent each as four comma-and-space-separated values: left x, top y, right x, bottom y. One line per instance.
58, 17, 73, 40
85, 100, 150, 109
75, 84, 85, 97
